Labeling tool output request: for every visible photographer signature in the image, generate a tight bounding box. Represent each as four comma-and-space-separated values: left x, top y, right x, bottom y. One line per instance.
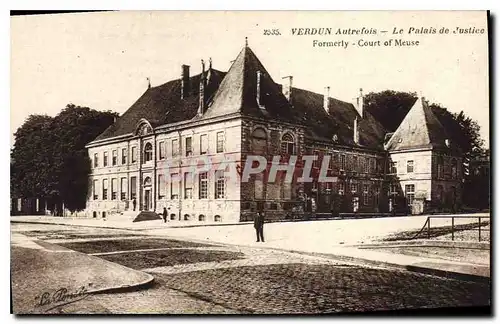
35, 284, 90, 312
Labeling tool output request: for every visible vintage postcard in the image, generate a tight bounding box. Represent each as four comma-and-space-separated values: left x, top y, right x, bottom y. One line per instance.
10, 11, 490, 315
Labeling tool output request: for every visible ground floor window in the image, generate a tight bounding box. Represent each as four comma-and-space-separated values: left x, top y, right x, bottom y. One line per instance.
405, 184, 415, 206
363, 184, 369, 205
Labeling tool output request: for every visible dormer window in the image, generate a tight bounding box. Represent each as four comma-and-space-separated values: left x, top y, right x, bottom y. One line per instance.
138, 123, 152, 136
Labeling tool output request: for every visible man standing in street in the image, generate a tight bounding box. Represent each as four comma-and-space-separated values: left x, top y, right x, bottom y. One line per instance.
162, 207, 168, 223
254, 211, 265, 242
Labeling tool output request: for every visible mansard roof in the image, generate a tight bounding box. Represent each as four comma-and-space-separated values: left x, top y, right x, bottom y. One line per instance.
385, 97, 452, 151
92, 68, 226, 142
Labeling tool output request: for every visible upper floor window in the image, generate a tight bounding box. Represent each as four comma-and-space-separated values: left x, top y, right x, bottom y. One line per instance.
216, 132, 224, 153
451, 158, 458, 179
158, 142, 165, 160
352, 156, 358, 173
121, 148, 127, 165
143, 142, 153, 162
185, 137, 192, 157
252, 128, 267, 155
172, 139, 179, 157
338, 182, 345, 195
131, 146, 137, 163
340, 154, 346, 171
390, 161, 397, 174
200, 135, 208, 155
103, 151, 108, 167
112, 150, 117, 166
94, 153, 99, 168
281, 133, 295, 155
407, 160, 414, 173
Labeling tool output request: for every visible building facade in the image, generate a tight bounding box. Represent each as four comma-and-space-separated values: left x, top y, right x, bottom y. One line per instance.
84, 43, 463, 222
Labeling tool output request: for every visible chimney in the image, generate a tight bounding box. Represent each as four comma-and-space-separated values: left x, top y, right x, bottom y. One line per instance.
256, 70, 265, 109
353, 116, 360, 144
181, 65, 190, 99
357, 88, 364, 117
281, 76, 293, 104
198, 60, 206, 115
324, 86, 330, 113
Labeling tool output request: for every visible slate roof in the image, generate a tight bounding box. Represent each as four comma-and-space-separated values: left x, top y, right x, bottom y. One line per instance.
92, 69, 226, 142
384, 97, 451, 151
92, 44, 449, 153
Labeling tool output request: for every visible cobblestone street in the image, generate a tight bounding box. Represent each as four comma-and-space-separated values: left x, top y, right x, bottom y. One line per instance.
11, 223, 491, 314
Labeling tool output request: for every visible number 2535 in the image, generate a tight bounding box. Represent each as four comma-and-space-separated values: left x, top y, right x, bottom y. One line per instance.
263, 29, 281, 36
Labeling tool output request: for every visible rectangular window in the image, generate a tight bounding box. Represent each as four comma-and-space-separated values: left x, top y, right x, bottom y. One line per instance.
405, 184, 415, 205
338, 182, 345, 195
93, 180, 99, 200
130, 176, 137, 200
111, 178, 117, 200
103, 152, 108, 167
172, 139, 179, 157
216, 131, 224, 153
94, 153, 99, 168
312, 150, 320, 169
200, 134, 208, 155
112, 150, 117, 166
120, 177, 127, 200
351, 156, 358, 173
363, 184, 369, 205
390, 183, 398, 194
215, 170, 225, 199
370, 158, 376, 174
158, 142, 165, 160
390, 161, 397, 174
131, 147, 137, 163
184, 172, 193, 199
407, 160, 414, 173
158, 174, 165, 199
351, 183, 357, 193
171, 173, 179, 199
185, 137, 192, 156
121, 148, 127, 165
102, 179, 108, 200
199, 172, 208, 199
363, 157, 369, 173
340, 154, 346, 171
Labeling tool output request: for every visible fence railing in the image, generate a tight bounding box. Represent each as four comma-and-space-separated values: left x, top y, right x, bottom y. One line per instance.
411, 215, 490, 241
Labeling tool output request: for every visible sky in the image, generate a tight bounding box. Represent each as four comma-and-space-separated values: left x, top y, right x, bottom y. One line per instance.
10, 11, 490, 147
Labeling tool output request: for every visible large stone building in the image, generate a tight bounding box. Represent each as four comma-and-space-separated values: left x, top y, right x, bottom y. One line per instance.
84, 43, 463, 222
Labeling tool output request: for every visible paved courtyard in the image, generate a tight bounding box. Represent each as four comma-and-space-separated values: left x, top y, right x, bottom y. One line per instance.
11, 221, 491, 314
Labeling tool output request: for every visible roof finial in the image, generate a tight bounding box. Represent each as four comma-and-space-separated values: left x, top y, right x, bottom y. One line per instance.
147, 77, 151, 89
245, 37, 248, 47
209, 57, 212, 70
201, 59, 205, 73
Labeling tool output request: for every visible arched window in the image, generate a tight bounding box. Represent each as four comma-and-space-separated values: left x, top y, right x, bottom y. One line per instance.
281, 133, 295, 155
214, 215, 222, 222
144, 142, 153, 162
451, 158, 458, 180
252, 128, 267, 155
199, 214, 206, 221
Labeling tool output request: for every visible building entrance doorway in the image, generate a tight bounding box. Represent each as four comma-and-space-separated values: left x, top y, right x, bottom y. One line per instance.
142, 176, 152, 211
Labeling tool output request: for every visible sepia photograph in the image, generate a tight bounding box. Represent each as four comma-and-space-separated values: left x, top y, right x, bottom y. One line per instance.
10, 10, 490, 315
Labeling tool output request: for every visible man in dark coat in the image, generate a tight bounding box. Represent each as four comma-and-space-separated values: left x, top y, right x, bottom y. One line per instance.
254, 211, 265, 242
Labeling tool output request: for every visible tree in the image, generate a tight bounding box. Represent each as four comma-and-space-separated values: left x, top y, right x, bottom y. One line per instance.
11, 104, 118, 213
364, 90, 418, 132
